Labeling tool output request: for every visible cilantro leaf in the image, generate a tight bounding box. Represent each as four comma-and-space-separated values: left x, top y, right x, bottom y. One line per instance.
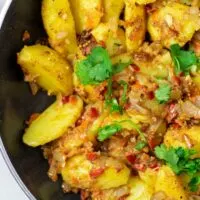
135, 141, 147, 151
76, 47, 112, 85
170, 44, 198, 75
155, 84, 171, 104
189, 176, 200, 192
107, 98, 123, 114
97, 123, 122, 141
119, 80, 128, 104
112, 61, 131, 75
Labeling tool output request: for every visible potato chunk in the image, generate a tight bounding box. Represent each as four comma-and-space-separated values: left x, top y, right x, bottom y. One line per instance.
155, 166, 188, 200
126, 177, 153, 200
42, 0, 77, 57
135, 0, 156, 5
69, 0, 102, 34
164, 126, 200, 152
61, 154, 130, 190
17, 45, 73, 95
102, 0, 124, 30
23, 96, 83, 147
125, 1, 146, 52
148, 2, 200, 48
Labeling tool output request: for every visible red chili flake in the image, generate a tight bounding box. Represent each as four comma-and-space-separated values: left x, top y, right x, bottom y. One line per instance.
90, 168, 105, 178
172, 76, 181, 86
126, 154, 136, 164
62, 96, 70, 104
147, 91, 154, 100
130, 64, 140, 72
69, 95, 77, 104
124, 102, 131, 110
89, 107, 99, 119
26, 113, 40, 125
87, 152, 98, 161
149, 161, 159, 169
133, 163, 146, 172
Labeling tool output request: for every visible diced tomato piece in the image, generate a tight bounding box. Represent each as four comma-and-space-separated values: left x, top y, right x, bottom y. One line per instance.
87, 152, 98, 161
89, 107, 99, 119
62, 96, 70, 104
90, 168, 105, 178
126, 154, 136, 164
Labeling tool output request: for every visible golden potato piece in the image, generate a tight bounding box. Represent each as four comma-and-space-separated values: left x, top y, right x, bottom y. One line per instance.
61, 154, 130, 190
42, 0, 77, 57
126, 177, 153, 200
17, 45, 73, 95
164, 126, 200, 152
125, 1, 146, 52
69, 0, 102, 34
148, 2, 200, 48
92, 23, 126, 56
135, 0, 156, 5
155, 166, 188, 200
23, 96, 83, 147
102, 0, 124, 30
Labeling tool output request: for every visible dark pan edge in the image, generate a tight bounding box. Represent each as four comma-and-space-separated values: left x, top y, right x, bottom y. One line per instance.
0, 138, 36, 200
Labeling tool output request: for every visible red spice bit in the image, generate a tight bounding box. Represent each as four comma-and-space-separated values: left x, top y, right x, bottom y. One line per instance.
22, 30, 31, 42
172, 76, 181, 86
130, 64, 140, 72
124, 102, 131, 110
133, 163, 146, 172
126, 153, 136, 164
149, 161, 159, 170
145, 5, 157, 14
80, 190, 90, 200
69, 95, 77, 104
87, 152, 98, 161
26, 113, 40, 125
148, 137, 161, 150
62, 96, 70, 104
99, 40, 106, 48
147, 91, 154, 100
90, 168, 105, 178
89, 107, 99, 119
172, 121, 181, 129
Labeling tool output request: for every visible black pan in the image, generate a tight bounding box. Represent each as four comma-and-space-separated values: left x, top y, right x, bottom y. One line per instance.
0, 0, 80, 199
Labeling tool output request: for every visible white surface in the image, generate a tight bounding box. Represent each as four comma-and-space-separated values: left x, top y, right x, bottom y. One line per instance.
0, 153, 28, 200
0, 0, 29, 199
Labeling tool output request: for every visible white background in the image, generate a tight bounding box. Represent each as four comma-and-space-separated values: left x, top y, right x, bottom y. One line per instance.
0, 0, 28, 199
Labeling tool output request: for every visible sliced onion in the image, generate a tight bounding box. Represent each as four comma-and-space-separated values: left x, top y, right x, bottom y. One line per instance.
181, 101, 200, 119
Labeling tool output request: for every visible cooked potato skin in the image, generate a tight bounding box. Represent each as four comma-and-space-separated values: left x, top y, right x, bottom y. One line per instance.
23, 96, 83, 147
61, 154, 130, 190
125, 1, 146, 52
148, 2, 200, 48
69, 0, 102, 34
42, 0, 77, 57
17, 45, 73, 95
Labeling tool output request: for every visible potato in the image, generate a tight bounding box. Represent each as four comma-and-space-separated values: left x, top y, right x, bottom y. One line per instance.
126, 177, 153, 200
102, 0, 124, 31
23, 95, 83, 147
61, 154, 130, 190
135, 0, 156, 4
155, 166, 188, 200
164, 126, 200, 152
125, 1, 146, 52
42, 0, 77, 58
139, 168, 157, 188
69, 0, 102, 34
92, 23, 126, 56
17, 45, 73, 95
148, 2, 200, 48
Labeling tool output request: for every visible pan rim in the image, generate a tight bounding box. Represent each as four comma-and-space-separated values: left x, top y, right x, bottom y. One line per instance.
0, 1, 36, 199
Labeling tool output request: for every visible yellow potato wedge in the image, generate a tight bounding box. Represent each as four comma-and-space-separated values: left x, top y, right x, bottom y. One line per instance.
125, 1, 146, 52
42, 0, 77, 58
92, 23, 126, 56
102, 0, 124, 31
148, 2, 200, 48
61, 154, 130, 190
135, 0, 156, 4
126, 176, 153, 200
164, 126, 200, 152
155, 166, 188, 200
69, 0, 102, 34
23, 95, 83, 147
17, 45, 73, 96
